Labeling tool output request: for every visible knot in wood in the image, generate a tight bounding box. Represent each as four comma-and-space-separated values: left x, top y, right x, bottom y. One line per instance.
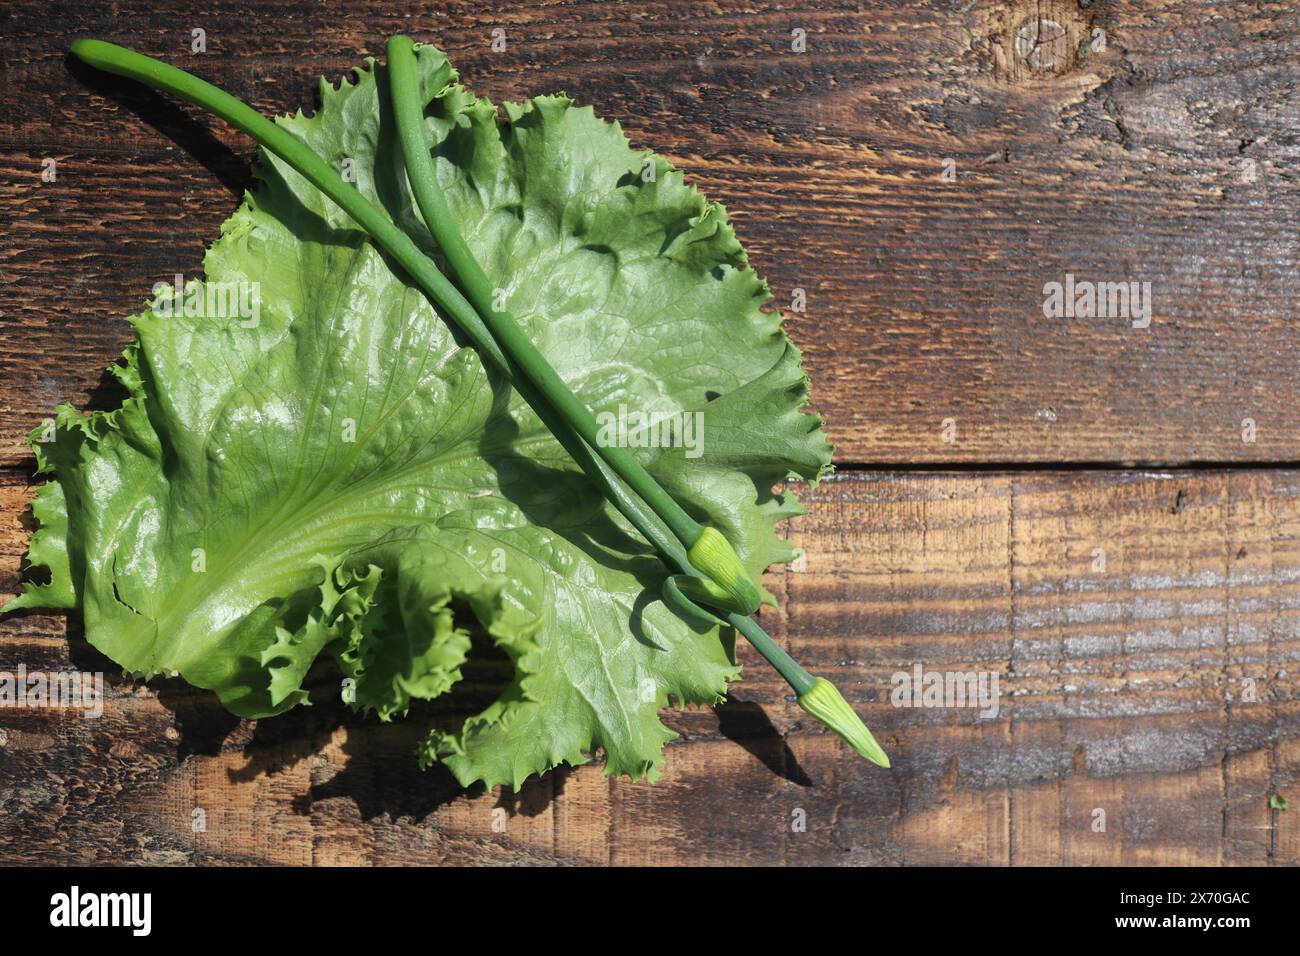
1015, 16, 1068, 71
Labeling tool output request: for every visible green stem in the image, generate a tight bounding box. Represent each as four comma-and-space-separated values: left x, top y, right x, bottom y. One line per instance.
730, 614, 814, 695
384, 35, 764, 615
69, 37, 888, 768
68, 42, 690, 607
388, 34, 815, 682
68, 37, 706, 613
72, 37, 762, 615
387, 36, 700, 548
386, 36, 886, 766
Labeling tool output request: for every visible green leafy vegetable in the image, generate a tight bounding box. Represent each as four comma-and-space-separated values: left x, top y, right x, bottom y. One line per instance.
7, 43, 846, 788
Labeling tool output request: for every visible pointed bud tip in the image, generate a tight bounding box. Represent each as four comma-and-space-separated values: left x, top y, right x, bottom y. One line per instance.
798, 678, 891, 768
687, 527, 762, 615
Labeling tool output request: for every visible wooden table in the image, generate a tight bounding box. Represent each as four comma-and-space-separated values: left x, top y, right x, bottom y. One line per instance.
1, 0, 1296, 866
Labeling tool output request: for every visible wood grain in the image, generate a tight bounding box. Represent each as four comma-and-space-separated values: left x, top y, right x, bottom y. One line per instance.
2, 468, 1296, 865
4, 1, 1300, 464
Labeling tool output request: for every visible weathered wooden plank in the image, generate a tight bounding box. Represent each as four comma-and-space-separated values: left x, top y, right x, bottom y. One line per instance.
2, 467, 1296, 865
4, 1, 1300, 465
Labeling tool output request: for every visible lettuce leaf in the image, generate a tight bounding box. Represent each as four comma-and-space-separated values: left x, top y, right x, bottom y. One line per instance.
6, 46, 832, 789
